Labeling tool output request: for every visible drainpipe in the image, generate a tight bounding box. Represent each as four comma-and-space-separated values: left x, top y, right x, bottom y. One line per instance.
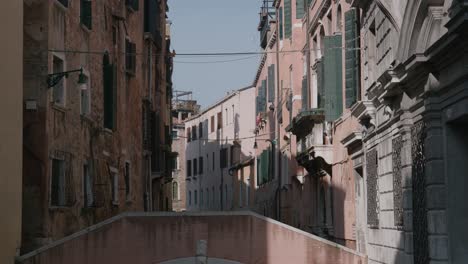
275, 3, 282, 222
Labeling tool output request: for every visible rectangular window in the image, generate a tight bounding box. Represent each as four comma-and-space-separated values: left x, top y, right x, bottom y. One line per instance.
284, 0, 292, 38
83, 163, 93, 207
52, 55, 65, 106
211, 116, 215, 132
80, 74, 90, 115
51, 159, 66, 206
296, 0, 305, 19
192, 125, 197, 140
80, 0, 92, 30
103, 62, 117, 130
199, 157, 204, 174
279, 7, 284, 40
112, 172, 119, 205
220, 148, 227, 169
189, 190, 192, 205
193, 158, 198, 176
125, 39, 136, 75
171, 130, 178, 139
217, 112, 223, 130
187, 160, 192, 177
187, 127, 191, 142
199, 122, 203, 139
194, 190, 198, 205
206, 154, 209, 172
268, 65, 276, 103
125, 162, 131, 201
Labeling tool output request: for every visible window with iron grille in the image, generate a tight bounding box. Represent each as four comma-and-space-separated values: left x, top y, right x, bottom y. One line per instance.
125, 39, 136, 75
80, 0, 92, 30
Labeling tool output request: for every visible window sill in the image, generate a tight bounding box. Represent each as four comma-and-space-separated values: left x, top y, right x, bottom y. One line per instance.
80, 23, 92, 34
112, 201, 119, 206
51, 103, 67, 113
49, 205, 71, 211
53, 0, 68, 11
103, 128, 114, 135
80, 114, 93, 123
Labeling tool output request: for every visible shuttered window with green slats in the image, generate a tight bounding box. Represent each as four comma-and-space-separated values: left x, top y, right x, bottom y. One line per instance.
81, 0, 92, 30
316, 60, 325, 109
323, 35, 343, 121
301, 77, 308, 110
104, 63, 117, 130
345, 8, 360, 108
268, 65, 275, 103
260, 80, 267, 112
284, 0, 292, 39
279, 7, 284, 40
296, 0, 305, 19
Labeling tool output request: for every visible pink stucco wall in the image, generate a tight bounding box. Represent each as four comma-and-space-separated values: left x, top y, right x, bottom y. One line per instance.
18, 212, 366, 264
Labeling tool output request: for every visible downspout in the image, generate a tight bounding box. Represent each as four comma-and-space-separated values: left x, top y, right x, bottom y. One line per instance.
147, 40, 153, 211
275, 2, 282, 222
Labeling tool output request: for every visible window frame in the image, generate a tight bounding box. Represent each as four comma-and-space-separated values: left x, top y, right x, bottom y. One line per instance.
51, 53, 67, 107
50, 157, 67, 208
80, 69, 91, 116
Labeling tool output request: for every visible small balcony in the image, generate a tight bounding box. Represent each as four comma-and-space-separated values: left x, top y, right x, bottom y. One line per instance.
286, 109, 325, 136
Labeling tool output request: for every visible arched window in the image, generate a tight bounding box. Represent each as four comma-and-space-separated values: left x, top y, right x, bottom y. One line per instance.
172, 182, 179, 200
336, 5, 342, 33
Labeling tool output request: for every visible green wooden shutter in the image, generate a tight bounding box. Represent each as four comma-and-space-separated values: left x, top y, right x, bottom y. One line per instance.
345, 8, 360, 108
261, 79, 267, 112
296, 0, 305, 19
284, 0, 292, 38
81, 0, 92, 30
279, 7, 284, 40
301, 77, 308, 110
268, 65, 275, 103
323, 35, 343, 121
316, 60, 325, 109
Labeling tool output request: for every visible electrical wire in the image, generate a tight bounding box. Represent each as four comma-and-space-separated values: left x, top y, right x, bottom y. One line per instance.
173, 55, 260, 64
176, 130, 275, 142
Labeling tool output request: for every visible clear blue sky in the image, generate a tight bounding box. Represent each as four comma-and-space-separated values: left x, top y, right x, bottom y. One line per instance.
168, 0, 262, 108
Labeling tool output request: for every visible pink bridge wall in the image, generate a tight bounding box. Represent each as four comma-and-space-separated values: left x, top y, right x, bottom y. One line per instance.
18, 212, 366, 264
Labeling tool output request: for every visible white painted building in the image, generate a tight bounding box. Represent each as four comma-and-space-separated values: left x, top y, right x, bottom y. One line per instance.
184, 87, 256, 211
